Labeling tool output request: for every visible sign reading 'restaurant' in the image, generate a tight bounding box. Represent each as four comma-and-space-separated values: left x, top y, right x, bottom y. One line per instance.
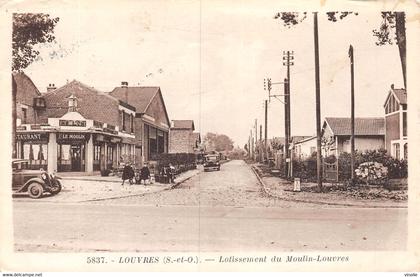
16, 133, 49, 142
59, 120, 86, 127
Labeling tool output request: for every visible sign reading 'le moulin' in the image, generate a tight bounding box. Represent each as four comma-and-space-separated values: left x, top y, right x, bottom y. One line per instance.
57, 133, 90, 143
59, 119, 87, 127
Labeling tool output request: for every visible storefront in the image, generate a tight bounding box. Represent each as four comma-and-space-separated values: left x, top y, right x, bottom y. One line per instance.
16, 132, 49, 170
56, 132, 90, 172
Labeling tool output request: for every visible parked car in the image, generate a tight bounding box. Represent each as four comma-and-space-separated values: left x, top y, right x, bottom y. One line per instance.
203, 154, 220, 172
12, 159, 62, 199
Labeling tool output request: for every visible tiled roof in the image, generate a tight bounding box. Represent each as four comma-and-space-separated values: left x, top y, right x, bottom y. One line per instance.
110, 87, 159, 113
393, 88, 407, 104
325, 117, 385, 136
171, 120, 195, 130
42, 80, 121, 126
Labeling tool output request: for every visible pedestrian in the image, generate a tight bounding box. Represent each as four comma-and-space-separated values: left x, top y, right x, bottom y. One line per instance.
168, 163, 175, 183
121, 163, 134, 186
140, 163, 151, 185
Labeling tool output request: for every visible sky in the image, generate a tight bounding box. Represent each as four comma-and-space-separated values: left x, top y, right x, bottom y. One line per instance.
9, 0, 415, 147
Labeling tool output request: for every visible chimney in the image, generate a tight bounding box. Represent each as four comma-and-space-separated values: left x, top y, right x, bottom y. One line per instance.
47, 83, 56, 92
121, 81, 128, 88
391, 84, 394, 89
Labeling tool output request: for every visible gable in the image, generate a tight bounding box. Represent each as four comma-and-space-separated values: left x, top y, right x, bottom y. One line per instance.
13, 72, 42, 106
144, 90, 170, 129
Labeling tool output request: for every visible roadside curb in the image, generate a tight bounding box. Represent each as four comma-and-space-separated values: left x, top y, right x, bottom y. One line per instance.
78, 169, 200, 202
250, 165, 407, 209
166, 169, 200, 190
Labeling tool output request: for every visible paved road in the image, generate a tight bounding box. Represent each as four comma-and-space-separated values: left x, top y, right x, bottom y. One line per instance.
13, 160, 407, 252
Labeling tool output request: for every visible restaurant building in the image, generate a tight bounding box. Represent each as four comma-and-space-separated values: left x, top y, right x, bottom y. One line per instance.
15, 76, 138, 173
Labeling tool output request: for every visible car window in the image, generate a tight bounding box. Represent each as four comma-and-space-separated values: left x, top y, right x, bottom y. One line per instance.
206, 156, 218, 161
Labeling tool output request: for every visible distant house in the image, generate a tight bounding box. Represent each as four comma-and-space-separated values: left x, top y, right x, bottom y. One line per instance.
384, 86, 407, 160
321, 117, 385, 157
292, 136, 317, 160
168, 120, 196, 153
192, 132, 203, 153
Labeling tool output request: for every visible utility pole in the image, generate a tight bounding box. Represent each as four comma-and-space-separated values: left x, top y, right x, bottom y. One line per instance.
313, 12, 323, 191
283, 78, 289, 177
283, 50, 294, 178
254, 119, 258, 161
264, 100, 268, 162
349, 45, 355, 184
259, 124, 262, 161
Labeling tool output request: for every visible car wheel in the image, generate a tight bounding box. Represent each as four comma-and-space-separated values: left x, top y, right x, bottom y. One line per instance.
49, 180, 62, 195
28, 182, 44, 199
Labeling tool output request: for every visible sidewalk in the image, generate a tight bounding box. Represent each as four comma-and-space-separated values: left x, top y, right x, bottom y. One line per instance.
14, 169, 200, 203
251, 164, 407, 208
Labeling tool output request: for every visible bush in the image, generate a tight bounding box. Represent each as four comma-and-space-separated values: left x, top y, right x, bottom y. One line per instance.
355, 162, 388, 185
154, 153, 196, 175
338, 149, 407, 182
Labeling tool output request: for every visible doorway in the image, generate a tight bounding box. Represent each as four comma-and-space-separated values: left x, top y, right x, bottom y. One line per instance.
71, 145, 82, 171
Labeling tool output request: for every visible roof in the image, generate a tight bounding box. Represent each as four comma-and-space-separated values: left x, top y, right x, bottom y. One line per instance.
294, 136, 317, 145
324, 117, 385, 136
384, 87, 407, 107
291, 136, 312, 143
393, 89, 407, 104
42, 80, 123, 126
110, 86, 160, 113
171, 120, 195, 130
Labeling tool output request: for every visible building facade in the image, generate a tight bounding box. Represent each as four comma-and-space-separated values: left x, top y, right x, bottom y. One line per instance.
383, 86, 407, 160
168, 120, 196, 153
321, 117, 385, 157
15, 79, 137, 173
292, 136, 317, 160
110, 83, 170, 164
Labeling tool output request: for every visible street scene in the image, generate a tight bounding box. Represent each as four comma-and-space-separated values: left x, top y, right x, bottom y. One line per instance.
4, 1, 412, 256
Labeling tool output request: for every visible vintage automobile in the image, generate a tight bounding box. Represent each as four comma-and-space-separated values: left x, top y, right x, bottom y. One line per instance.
203, 154, 221, 172
12, 159, 62, 199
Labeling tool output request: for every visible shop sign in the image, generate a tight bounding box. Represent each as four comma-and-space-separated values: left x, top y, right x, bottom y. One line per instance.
57, 132, 89, 143
103, 128, 118, 135
16, 126, 27, 131
16, 132, 49, 143
59, 119, 86, 127
110, 137, 122, 143
93, 134, 121, 144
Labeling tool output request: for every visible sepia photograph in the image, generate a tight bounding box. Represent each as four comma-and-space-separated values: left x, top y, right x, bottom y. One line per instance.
0, 0, 419, 273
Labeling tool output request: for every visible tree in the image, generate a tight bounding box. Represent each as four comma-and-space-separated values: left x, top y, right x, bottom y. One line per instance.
11, 13, 59, 158
372, 12, 406, 89
203, 132, 234, 152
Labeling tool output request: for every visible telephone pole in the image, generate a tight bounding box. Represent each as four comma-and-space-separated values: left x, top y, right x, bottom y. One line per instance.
349, 45, 355, 184
283, 51, 294, 178
314, 12, 323, 191
264, 100, 268, 162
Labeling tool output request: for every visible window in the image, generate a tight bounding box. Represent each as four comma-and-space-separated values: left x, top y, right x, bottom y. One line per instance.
394, 143, 400, 160
311, 146, 316, 155
404, 143, 408, 160
94, 145, 101, 161
22, 107, 27, 124
403, 112, 407, 137
157, 130, 164, 154
122, 111, 126, 131
130, 114, 134, 133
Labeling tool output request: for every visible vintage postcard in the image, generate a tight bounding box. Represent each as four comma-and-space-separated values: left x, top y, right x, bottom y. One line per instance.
0, 0, 419, 273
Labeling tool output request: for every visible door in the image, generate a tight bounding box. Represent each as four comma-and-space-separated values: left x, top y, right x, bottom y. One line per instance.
71, 145, 82, 171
